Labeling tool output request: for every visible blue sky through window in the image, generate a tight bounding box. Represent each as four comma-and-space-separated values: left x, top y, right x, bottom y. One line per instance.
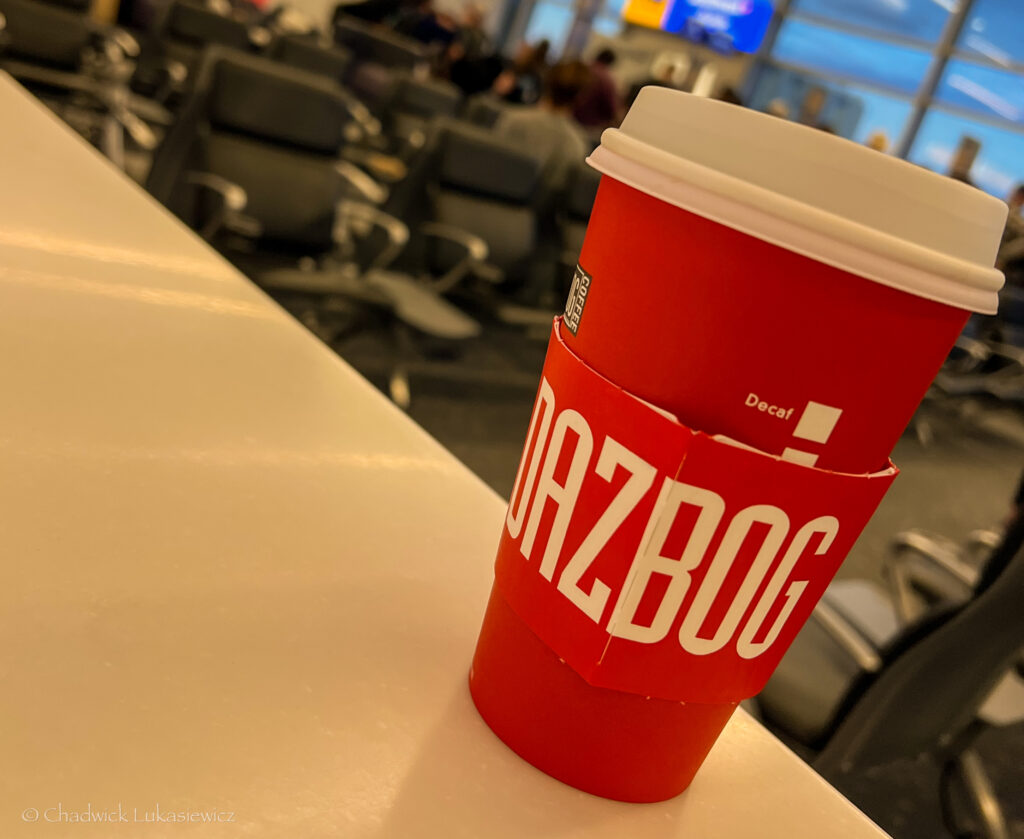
772, 18, 934, 93
958, 0, 1024, 66
937, 59, 1024, 125
522, 2, 575, 54
791, 0, 953, 43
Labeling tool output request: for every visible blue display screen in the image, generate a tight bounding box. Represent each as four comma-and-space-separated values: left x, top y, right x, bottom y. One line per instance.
661, 0, 775, 53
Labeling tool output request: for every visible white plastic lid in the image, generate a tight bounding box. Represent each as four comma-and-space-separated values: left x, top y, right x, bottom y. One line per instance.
589, 87, 1007, 314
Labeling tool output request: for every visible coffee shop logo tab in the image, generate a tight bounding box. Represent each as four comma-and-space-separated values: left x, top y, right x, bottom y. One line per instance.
564, 264, 592, 336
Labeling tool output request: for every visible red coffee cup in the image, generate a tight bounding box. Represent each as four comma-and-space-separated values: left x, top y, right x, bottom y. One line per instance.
470, 88, 1006, 802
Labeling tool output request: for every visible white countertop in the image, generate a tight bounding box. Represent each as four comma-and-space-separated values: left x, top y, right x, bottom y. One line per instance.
0, 73, 889, 838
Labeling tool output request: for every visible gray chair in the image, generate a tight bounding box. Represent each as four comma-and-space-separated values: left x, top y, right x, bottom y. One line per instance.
133, 0, 268, 104
757, 518, 1024, 839
0, 0, 156, 165
265, 32, 417, 186
267, 31, 352, 81
145, 47, 479, 345
333, 16, 428, 121
461, 92, 505, 129
387, 118, 576, 341
392, 119, 544, 287
377, 72, 462, 161
386, 72, 461, 128
333, 14, 426, 73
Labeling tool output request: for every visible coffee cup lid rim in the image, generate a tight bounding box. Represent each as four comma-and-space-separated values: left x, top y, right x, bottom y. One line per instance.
595, 88, 1005, 314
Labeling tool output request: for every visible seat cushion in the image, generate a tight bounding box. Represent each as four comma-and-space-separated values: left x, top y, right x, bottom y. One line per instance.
821, 579, 901, 649
199, 132, 341, 250
757, 611, 868, 745
432, 191, 535, 273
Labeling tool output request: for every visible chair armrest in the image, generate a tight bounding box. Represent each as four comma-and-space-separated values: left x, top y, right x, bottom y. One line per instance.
186, 172, 261, 241
811, 599, 883, 673
341, 97, 383, 143
884, 530, 977, 623
954, 335, 992, 363
889, 530, 977, 587
141, 56, 189, 104
334, 201, 409, 270
109, 28, 140, 59
249, 26, 273, 49
418, 222, 495, 293
986, 341, 1024, 368
966, 529, 1002, 566
334, 160, 388, 205
340, 147, 408, 183
88, 28, 140, 82
420, 222, 488, 262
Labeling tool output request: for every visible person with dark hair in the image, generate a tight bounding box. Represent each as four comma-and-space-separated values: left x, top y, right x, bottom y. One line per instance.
495, 60, 591, 192
625, 59, 677, 109
393, 0, 457, 47
717, 86, 743, 106
492, 40, 551, 105
999, 184, 1024, 289
573, 47, 620, 128
442, 3, 504, 95
333, 0, 406, 24
949, 135, 981, 186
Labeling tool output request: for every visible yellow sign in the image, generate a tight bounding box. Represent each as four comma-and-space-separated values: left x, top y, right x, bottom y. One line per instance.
622, 0, 671, 28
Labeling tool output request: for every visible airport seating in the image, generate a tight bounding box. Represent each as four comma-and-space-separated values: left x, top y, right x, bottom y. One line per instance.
757, 519, 1024, 839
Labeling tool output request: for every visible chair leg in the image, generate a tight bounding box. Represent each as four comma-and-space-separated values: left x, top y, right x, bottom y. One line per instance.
100, 113, 126, 171
388, 323, 415, 411
389, 365, 411, 410
939, 749, 1008, 839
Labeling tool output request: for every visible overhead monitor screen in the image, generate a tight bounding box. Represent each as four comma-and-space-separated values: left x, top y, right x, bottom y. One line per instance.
622, 0, 774, 54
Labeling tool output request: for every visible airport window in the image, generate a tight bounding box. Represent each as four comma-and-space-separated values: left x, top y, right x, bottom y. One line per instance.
771, 18, 934, 94
790, 0, 953, 44
935, 59, 1024, 125
957, 0, 1024, 65
522, 1, 577, 54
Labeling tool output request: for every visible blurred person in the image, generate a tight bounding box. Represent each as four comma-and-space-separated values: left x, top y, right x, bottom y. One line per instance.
573, 48, 620, 128
949, 135, 980, 186
798, 86, 827, 127
865, 131, 889, 153
625, 59, 676, 108
394, 0, 457, 47
798, 86, 838, 133
998, 184, 1024, 287
495, 60, 590, 193
766, 98, 790, 119
1009, 184, 1024, 218
454, 3, 489, 59
492, 39, 550, 105
441, 3, 503, 94
717, 86, 743, 106
334, 0, 406, 24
